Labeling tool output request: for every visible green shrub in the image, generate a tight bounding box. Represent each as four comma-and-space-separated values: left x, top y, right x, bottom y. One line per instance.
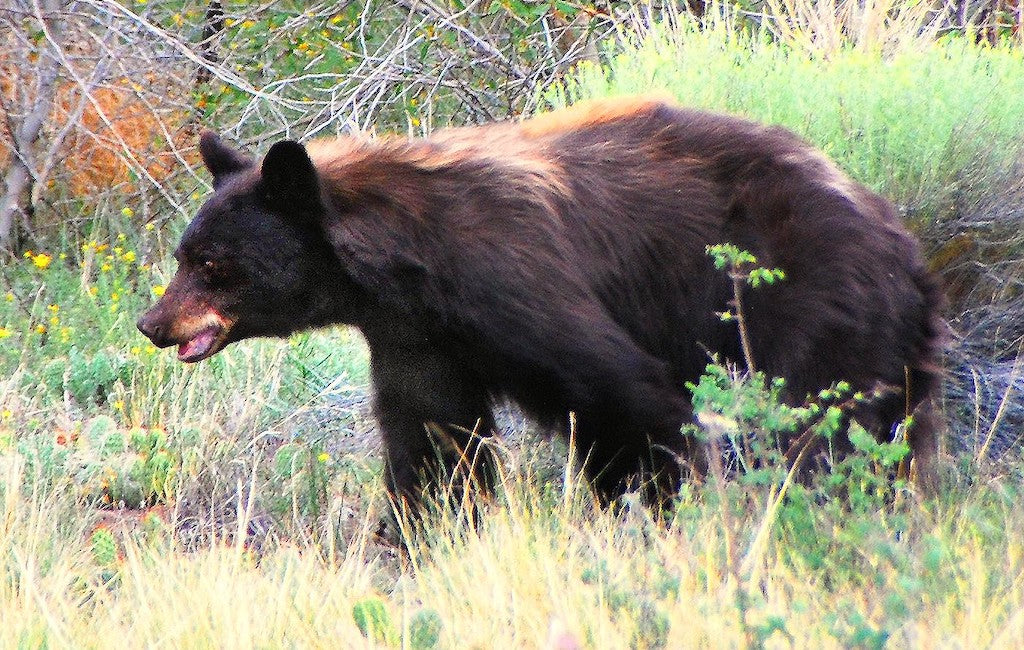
554, 18, 1024, 221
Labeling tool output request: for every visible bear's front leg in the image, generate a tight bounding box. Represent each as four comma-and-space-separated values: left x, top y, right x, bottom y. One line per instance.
368, 340, 497, 513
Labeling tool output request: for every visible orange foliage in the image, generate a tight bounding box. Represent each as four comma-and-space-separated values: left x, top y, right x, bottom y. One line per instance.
0, 62, 15, 170
57, 77, 192, 196
0, 59, 193, 199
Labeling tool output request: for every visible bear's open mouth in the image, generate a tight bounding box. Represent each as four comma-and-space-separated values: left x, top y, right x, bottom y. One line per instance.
177, 324, 225, 363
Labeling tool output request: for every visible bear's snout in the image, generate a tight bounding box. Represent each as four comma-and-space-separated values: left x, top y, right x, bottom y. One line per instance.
137, 309, 173, 348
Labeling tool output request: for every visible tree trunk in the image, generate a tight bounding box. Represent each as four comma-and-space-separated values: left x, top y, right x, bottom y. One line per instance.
0, 0, 66, 252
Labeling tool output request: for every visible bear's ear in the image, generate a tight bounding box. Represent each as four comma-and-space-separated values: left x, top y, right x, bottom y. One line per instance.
199, 130, 253, 186
260, 139, 321, 215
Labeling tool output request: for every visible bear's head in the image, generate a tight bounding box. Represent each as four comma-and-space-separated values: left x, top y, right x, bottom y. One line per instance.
137, 132, 347, 362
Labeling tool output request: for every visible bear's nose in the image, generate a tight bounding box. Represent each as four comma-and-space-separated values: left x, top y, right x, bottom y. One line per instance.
137, 312, 171, 348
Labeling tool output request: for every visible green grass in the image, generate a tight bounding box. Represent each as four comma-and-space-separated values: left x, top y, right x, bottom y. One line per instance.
554, 19, 1024, 221
2, 15, 1024, 648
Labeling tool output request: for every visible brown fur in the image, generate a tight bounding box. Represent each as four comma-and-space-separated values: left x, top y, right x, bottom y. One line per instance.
139, 98, 945, 506
517, 95, 674, 138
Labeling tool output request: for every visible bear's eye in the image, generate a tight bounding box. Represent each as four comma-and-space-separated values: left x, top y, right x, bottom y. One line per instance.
199, 259, 228, 285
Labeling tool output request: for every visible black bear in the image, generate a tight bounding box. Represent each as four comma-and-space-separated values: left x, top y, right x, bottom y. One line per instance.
137, 97, 944, 506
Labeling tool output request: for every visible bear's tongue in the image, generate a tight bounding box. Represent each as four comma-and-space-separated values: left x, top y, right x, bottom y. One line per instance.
177, 327, 219, 362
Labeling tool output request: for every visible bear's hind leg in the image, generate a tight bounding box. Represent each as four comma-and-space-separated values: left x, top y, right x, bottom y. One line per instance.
572, 412, 685, 507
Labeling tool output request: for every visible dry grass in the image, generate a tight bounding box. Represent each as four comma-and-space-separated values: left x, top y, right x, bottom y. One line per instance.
757, 0, 947, 55
2, 460, 1024, 647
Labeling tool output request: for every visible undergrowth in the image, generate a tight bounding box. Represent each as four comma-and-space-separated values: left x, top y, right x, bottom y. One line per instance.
2, 432, 1023, 647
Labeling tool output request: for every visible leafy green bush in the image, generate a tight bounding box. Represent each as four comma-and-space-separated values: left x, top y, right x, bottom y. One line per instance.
554, 18, 1024, 221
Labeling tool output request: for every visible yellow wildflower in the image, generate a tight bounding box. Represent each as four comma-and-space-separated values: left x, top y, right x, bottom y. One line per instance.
4, 292, 13, 302
88, 286, 99, 296
35, 324, 47, 334
49, 316, 59, 326
123, 251, 136, 263
145, 223, 155, 231
317, 452, 330, 463
152, 285, 166, 297
0, 328, 11, 339
121, 207, 134, 218
113, 400, 125, 411
48, 304, 59, 313
32, 253, 52, 270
